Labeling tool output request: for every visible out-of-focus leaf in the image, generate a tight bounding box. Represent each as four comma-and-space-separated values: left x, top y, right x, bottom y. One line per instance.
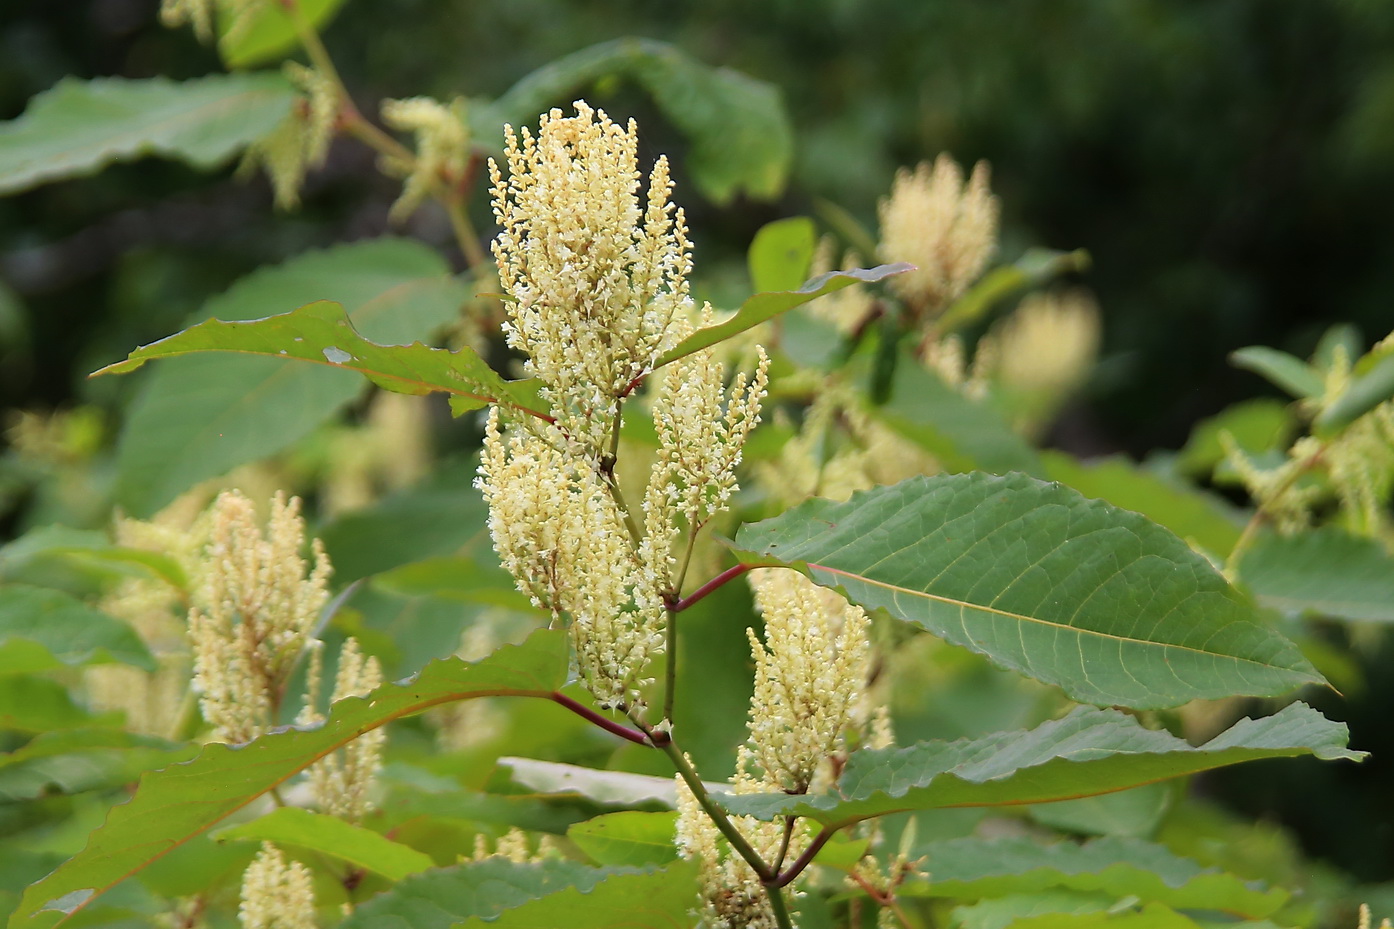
1236, 528, 1394, 622
900, 835, 1286, 917
937, 248, 1091, 333
484, 37, 791, 204
882, 359, 1045, 477
1230, 346, 1323, 400
454, 863, 697, 929
0, 74, 293, 194
731, 473, 1321, 708
1315, 352, 1394, 433
318, 459, 496, 584
719, 702, 1361, 825
1040, 451, 1242, 557
373, 557, 531, 612
218, 0, 347, 68
107, 239, 471, 516
952, 895, 1197, 929
496, 757, 727, 809
568, 811, 679, 867
656, 264, 911, 368
13, 631, 569, 927
0, 587, 155, 674
1025, 783, 1171, 839
748, 217, 816, 294
0, 730, 195, 802
1177, 399, 1293, 477
214, 808, 434, 881
0, 676, 115, 733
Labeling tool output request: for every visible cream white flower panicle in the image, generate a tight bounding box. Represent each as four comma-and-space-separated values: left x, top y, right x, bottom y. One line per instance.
743, 568, 871, 793
301, 638, 385, 822
879, 153, 999, 318
489, 101, 692, 456
239, 843, 316, 929
189, 491, 331, 743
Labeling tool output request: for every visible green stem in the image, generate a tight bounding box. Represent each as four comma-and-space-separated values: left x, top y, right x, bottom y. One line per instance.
1224, 440, 1329, 577
444, 195, 490, 271
765, 880, 795, 929
599, 405, 643, 547
662, 521, 702, 723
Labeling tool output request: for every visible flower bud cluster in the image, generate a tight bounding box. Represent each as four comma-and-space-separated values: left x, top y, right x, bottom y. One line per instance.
239, 843, 316, 929
300, 637, 385, 822
381, 96, 471, 221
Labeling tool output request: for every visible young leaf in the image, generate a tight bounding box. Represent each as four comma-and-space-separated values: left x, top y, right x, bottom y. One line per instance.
1236, 528, 1394, 623
731, 473, 1321, 708
898, 835, 1287, 918
720, 701, 1361, 825
1230, 346, 1323, 400
1314, 352, 1394, 433
748, 217, 817, 294
936, 248, 1091, 334
483, 37, 791, 204
218, 0, 348, 68
214, 808, 434, 881
12, 631, 569, 928
0, 587, 155, 674
1040, 451, 1242, 558
655, 264, 911, 368
0, 74, 294, 194
108, 239, 474, 516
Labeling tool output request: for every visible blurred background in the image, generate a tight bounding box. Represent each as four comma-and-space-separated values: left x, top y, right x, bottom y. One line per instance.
3, 0, 1394, 896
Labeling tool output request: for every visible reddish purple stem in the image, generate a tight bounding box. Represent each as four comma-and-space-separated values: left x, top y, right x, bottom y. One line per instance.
549, 692, 650, 746
673, 563, 753, 613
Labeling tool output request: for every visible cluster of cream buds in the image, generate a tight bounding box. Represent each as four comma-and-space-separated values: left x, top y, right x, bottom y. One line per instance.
299, 638, 385, 822
381, 96, 470, 221
239, 843, 316, 929
489, 100, 692, 456
479, 102, 767, 711
189, 491, 331, 744
879, 153, 999, 319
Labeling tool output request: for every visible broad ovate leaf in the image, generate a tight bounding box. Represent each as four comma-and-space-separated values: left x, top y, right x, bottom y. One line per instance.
213, 808, 433, 881
12, 631, 569, 928
0, 75, 293, 194
732, 472, 1322, 708
720, 702, 1361, 825
0, 587, 155, 674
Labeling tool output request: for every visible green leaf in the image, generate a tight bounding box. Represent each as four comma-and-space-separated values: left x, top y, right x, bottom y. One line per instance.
1040, 452, 1242, 558
214, 808, 434, 881
655, 264, 911, 368
1230, 346, 1324, 400
484, 37, 791, 203
1025, 783, 1171, 839
218, 0, 347, 68
106, 239, 474, 516
0, 730, 195, 802
748, 217, 817, 294
952, 896, 1199, 929
1236, 528, 1394, 622
1176, 399, 1293, 477
0, 676, 115, 734
731, 473, 1320, 708
496, 757, 718, 809
0, 587, 155, 674
12, 631, 569, 928
937, 248, 1091, 334
1314, 352, 1394, 433
455, 863, 697, 929
0, 75, 294, 194
899, 835, 1286, 917
881, 359, 1045, 477
568, 811, 680, 867
719, 701, 1361, 826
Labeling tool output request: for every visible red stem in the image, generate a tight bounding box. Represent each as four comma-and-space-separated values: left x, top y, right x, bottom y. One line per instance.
773, 827, 834, 888
550, 692, 651, 746
673, 563, 753, 613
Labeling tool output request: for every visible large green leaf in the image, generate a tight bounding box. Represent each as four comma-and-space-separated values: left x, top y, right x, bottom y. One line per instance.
719, 702, 1360, 825
214, 808, 434, 881
731, 473, 1321, 708
748, 217, 817, 294
11, 631, 569, 928
0, 587, 155, 674
484, 37, 791, 204
655, 264, 911, 368
899, 835, 1286, 917
218, 0, 347, 68
0, 676, 115, 733
1040, 451, 1242, 558
107, 238, 471, 516
455, 863, 697, 929
0, 75, 293, 194
568, 812, 680, 868
0, 730, 195, 802
1236, 528, 1394, 622
882, 359, 1045, 477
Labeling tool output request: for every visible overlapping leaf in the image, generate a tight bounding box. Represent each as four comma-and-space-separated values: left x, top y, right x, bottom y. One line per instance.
0, 74, 293, 194
719, 702, 1360, 825
0, 587, 154, 674
0, 730, 195, 802
732, 472, 1321, 707
12, 631, 569, 928
1236, 528, 1394, 622
107, 238, 473, 516
899, 835, 1286, 917
218, 0, 347, 68
214, 808, 434, 881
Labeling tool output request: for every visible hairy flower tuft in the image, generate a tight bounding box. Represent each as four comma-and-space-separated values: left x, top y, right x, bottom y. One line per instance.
879, 154, 999, 317
302, 637, 385, 822
381, 96, 470, 221
239, 843, 315, 929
